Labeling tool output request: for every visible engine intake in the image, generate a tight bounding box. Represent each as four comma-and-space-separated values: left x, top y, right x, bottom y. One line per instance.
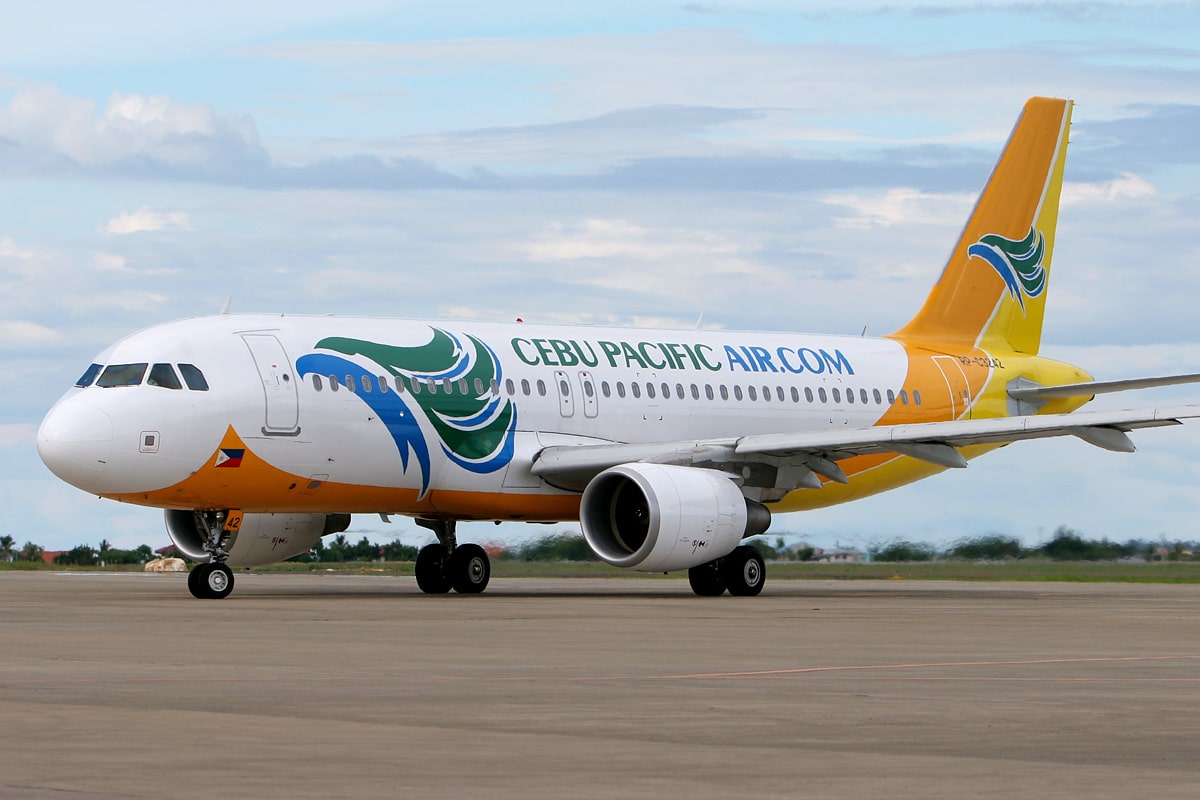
580, 463, 770, 572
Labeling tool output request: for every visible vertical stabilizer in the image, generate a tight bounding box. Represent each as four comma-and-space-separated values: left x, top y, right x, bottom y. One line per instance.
891, 97, 1072, 355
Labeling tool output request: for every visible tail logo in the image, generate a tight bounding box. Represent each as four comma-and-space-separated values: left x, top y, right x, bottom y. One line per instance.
967, 227, 1047, 313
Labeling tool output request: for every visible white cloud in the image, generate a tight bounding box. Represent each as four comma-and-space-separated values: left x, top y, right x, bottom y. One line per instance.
822, 187, 975, 229
103, 207, 192, 235
0, 320, 64, 347
1062, 173, 1156, 206
61, 291, 169, 312
0, 85, 264, 173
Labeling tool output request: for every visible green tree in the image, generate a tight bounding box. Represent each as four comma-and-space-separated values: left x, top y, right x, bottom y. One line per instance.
54, 545, 98, 566
18, 541, 44, 563
0, 534, 14, 563
870, 539, 936, 562
944, 534, 1024, 560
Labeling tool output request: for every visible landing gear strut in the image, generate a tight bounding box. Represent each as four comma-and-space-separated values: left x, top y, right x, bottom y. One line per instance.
688, 545, 766, 597
187, 510, 236, 600
414, 519, 491, 595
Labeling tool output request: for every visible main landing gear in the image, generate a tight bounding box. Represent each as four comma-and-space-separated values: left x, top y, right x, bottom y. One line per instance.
187, 510, 236, 600
687, 545, 766, 597
414, 519, 491, 595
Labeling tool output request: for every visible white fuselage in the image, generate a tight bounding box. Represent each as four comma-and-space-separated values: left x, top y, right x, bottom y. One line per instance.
39, 313, 927, 519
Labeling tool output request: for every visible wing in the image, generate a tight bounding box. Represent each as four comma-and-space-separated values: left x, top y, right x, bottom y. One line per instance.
531, 405, 1200, 501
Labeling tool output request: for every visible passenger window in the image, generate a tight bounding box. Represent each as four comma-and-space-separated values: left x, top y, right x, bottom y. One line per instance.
777, 386, 786, 402
913, 390, 922, 405
631, 383, 641, 399
690, 384, 699, 400
536, 379, 547, 397
887, 389, 895, 404
719, 385, 729, 401
660, 383, 669, 399
361, 375, 372, 393
790, 387, 799, 403
75, 363, 102, 388
491, 379, 500, 396
442, 378, 452, 394
860, 389, 869, 404
458, 379, 468, 394
346, 375, 357, 394
900, 390, 908, 405
601, 381, 611, 398
505, 378, 515, 396
704, 384, 714, 401
846, 388, 854, 404
312, 374, 323, 392
177, 363, 208, 391
646, 383, 655, 399
677, 383, 686, 399
747, 386, 757, 401
97, 363, 148, 387
873, 389, 882, 404
559, 379, 570, 396
832, 388, 841, 403
805, 387, 814, 403
616, 382, 626, 398
584, 381, 594, 398
378, 376, 389, 394
521, 379, 531, 396
147, 363, 182, 390
397, 376, 408, 394
474, 378, 484, 395
818, 388, 827, 403
328, 374, 340, 393
733, 386, 743, 401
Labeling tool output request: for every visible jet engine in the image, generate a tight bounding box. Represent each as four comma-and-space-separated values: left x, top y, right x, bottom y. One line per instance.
579, 463, 770, 572
165, 510, 352, 566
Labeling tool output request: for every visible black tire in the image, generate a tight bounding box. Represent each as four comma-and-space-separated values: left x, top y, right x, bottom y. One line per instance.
688, 560, 727, 596
415, 544, 452, 594
722, 546, 766, 597
187, 564, 208, 599
448, 544, 491, 594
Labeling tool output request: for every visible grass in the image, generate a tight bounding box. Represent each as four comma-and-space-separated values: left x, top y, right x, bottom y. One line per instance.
7, 559, 1200, 582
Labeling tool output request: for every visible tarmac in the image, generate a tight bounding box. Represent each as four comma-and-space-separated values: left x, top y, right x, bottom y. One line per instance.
2, 570, 1199, 799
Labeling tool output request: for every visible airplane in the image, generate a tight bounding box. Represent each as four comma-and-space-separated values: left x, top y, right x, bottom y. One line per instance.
37, 97, 1200, 599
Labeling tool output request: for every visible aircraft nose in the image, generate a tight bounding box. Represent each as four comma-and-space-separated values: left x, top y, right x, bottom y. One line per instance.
37, 400, 113, 489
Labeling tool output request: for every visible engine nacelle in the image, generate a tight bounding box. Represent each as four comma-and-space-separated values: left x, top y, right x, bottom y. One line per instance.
165, 510, 352, 567
580, 463, 771, 572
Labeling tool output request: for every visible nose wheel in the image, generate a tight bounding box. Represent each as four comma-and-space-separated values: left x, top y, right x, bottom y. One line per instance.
188, 562, 235, 599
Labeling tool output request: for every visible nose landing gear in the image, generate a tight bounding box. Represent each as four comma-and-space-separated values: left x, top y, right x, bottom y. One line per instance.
186, 510, 238, 600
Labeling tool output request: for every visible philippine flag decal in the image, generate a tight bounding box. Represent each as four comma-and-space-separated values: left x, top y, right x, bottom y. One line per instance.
214, 448, 245, 468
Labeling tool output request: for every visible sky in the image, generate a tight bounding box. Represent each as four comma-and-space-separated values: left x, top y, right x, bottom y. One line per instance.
2, 1, 1199, 554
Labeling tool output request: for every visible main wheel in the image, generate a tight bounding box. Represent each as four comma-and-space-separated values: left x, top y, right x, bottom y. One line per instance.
448, 544, 491, 594
415, 544, 452, 594
722, 546, 766, 597
688, 559, 727, 596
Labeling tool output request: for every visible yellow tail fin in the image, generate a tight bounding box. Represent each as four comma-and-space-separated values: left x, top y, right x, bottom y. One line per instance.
891, 97, 1072, 355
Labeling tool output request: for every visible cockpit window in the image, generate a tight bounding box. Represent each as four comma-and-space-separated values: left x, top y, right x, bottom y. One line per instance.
147, 363, 183, 390
97, 363, 148, 387
75, 363, 102, 388
178, 364, 209, 391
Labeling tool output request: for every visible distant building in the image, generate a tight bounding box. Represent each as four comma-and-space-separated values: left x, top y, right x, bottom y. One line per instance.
811, 547, 864, 564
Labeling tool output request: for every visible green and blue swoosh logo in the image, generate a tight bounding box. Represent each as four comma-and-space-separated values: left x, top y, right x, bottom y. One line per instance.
297, 328, 516, 497
968, 227, 1047, 313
